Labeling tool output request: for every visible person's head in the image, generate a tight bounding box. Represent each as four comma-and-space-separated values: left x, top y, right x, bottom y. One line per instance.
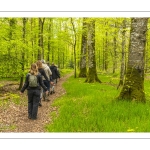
36, 60, 42, 69
29, 63, 38, 75
51, 62, 55, 66
41, 59, 46, 64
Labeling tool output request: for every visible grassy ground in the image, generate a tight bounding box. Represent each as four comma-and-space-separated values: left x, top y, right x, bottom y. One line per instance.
45, 73, 150, 132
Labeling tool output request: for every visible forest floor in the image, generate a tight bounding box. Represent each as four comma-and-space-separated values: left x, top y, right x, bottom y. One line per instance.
0, 73, 73, 132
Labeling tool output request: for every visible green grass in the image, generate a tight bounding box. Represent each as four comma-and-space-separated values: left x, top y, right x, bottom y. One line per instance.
45, 74, 150, 132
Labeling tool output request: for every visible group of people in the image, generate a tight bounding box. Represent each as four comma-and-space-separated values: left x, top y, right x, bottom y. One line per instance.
20, 60, 60, 120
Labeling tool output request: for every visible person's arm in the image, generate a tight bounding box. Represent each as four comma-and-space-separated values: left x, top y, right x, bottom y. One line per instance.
48, 67, 52, 76
20, 74, 29, 93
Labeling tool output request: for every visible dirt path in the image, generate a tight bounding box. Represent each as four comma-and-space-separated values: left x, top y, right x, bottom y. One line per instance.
0, 73, 73, 132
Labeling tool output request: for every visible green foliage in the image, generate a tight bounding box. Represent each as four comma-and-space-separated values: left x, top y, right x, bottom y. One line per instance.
45, 74, 150, 132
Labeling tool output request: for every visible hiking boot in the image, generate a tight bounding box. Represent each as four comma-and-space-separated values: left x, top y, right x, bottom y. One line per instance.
31, 117, 37, 120
28, 115, 32, 119
39, 102, 42, 107
43, 93, 46, 101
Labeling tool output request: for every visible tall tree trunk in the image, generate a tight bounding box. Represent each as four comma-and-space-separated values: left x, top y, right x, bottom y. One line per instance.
85, 19, 101, 83
118, 18, 148, 102
79, 18, 87, 77
19, 18, 27, 90
38, 18, 45, 60
70, 18, 77, 78
47, 18, 52, 62
145, 33, 149, 73
113, 21, 117, 74
117, 19, 127, 89
104, 31, 108, 72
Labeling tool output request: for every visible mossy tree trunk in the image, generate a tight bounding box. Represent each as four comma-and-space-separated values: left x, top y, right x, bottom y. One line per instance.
85, 19, 101, 83
79, 17, 87, 78
118, 18, 148, 102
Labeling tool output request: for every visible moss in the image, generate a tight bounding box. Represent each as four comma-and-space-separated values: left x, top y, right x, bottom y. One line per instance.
85, 67, 101, 83
78, 68, 87, 78
118, 67, 145, 102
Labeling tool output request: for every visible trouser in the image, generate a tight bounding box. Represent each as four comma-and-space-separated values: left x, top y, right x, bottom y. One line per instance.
43, 80, 50, 92
50, 79, 56, 92
43, 80, 50, 100
27, 89, 40, 119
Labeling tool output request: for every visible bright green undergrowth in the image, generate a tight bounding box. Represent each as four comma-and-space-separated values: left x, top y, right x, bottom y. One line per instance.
46, 73, 150, 132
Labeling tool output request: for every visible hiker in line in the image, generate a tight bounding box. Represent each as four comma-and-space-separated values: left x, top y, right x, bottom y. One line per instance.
49, 62, 60, 94
41, 59, 52, 100
20, 63, 48, 120
55, 65, 60, 84
36, 60, 50, 107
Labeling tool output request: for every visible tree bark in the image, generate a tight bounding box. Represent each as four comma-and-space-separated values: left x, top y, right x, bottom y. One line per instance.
38, 18, 45, 60
85, 19, 101, 83
79, 18, 87, 78
117, 19, 127, 89
19, 18, 27, 90
118, 18, 148, 102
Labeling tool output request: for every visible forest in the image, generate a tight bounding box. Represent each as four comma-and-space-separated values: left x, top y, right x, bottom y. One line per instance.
0, 17, 150, 132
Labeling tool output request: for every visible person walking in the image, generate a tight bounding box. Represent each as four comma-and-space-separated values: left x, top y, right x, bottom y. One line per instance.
41, 59, 52, 100
20, 63, 48, 120
50, 62, 60, 94
36, 60, 49, 107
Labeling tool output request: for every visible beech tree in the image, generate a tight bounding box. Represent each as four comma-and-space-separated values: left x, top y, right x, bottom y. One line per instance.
118, 18, 148, 102
79, 17, 87, 77
85, 18, 101, 83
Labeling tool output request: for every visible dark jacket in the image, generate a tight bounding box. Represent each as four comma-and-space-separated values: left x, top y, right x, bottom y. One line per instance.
38, 68, 49, 81
50, 65, 60, 80
20, 73, 48, 93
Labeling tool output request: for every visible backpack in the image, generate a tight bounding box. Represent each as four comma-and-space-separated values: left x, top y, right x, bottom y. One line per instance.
28, 73, 38, 87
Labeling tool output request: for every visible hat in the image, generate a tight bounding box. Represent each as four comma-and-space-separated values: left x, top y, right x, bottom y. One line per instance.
41, 59, 46, 64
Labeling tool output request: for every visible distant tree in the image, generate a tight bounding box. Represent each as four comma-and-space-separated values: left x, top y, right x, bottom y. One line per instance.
19, 18, 27, 90
38, 18, 45, 60
117, 19, 127, 89
118, 18, 148, 102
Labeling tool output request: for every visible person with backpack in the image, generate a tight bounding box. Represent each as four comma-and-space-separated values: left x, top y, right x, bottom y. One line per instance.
20, 63, 48, 120
49, 62, 60, 94
36, 60, 50, 107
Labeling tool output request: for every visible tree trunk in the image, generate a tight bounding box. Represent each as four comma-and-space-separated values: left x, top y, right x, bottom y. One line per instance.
19, 18, 27, 90
104, 31, 108, 72
113, 22, 117, 74
85, 19, 101, 83
70, 18, 77, 78
47, 18, 52, 62
38, 18, 45, 60
79, 18, 87, 77
118, 18, 148, 102
117, 19, 126, 89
